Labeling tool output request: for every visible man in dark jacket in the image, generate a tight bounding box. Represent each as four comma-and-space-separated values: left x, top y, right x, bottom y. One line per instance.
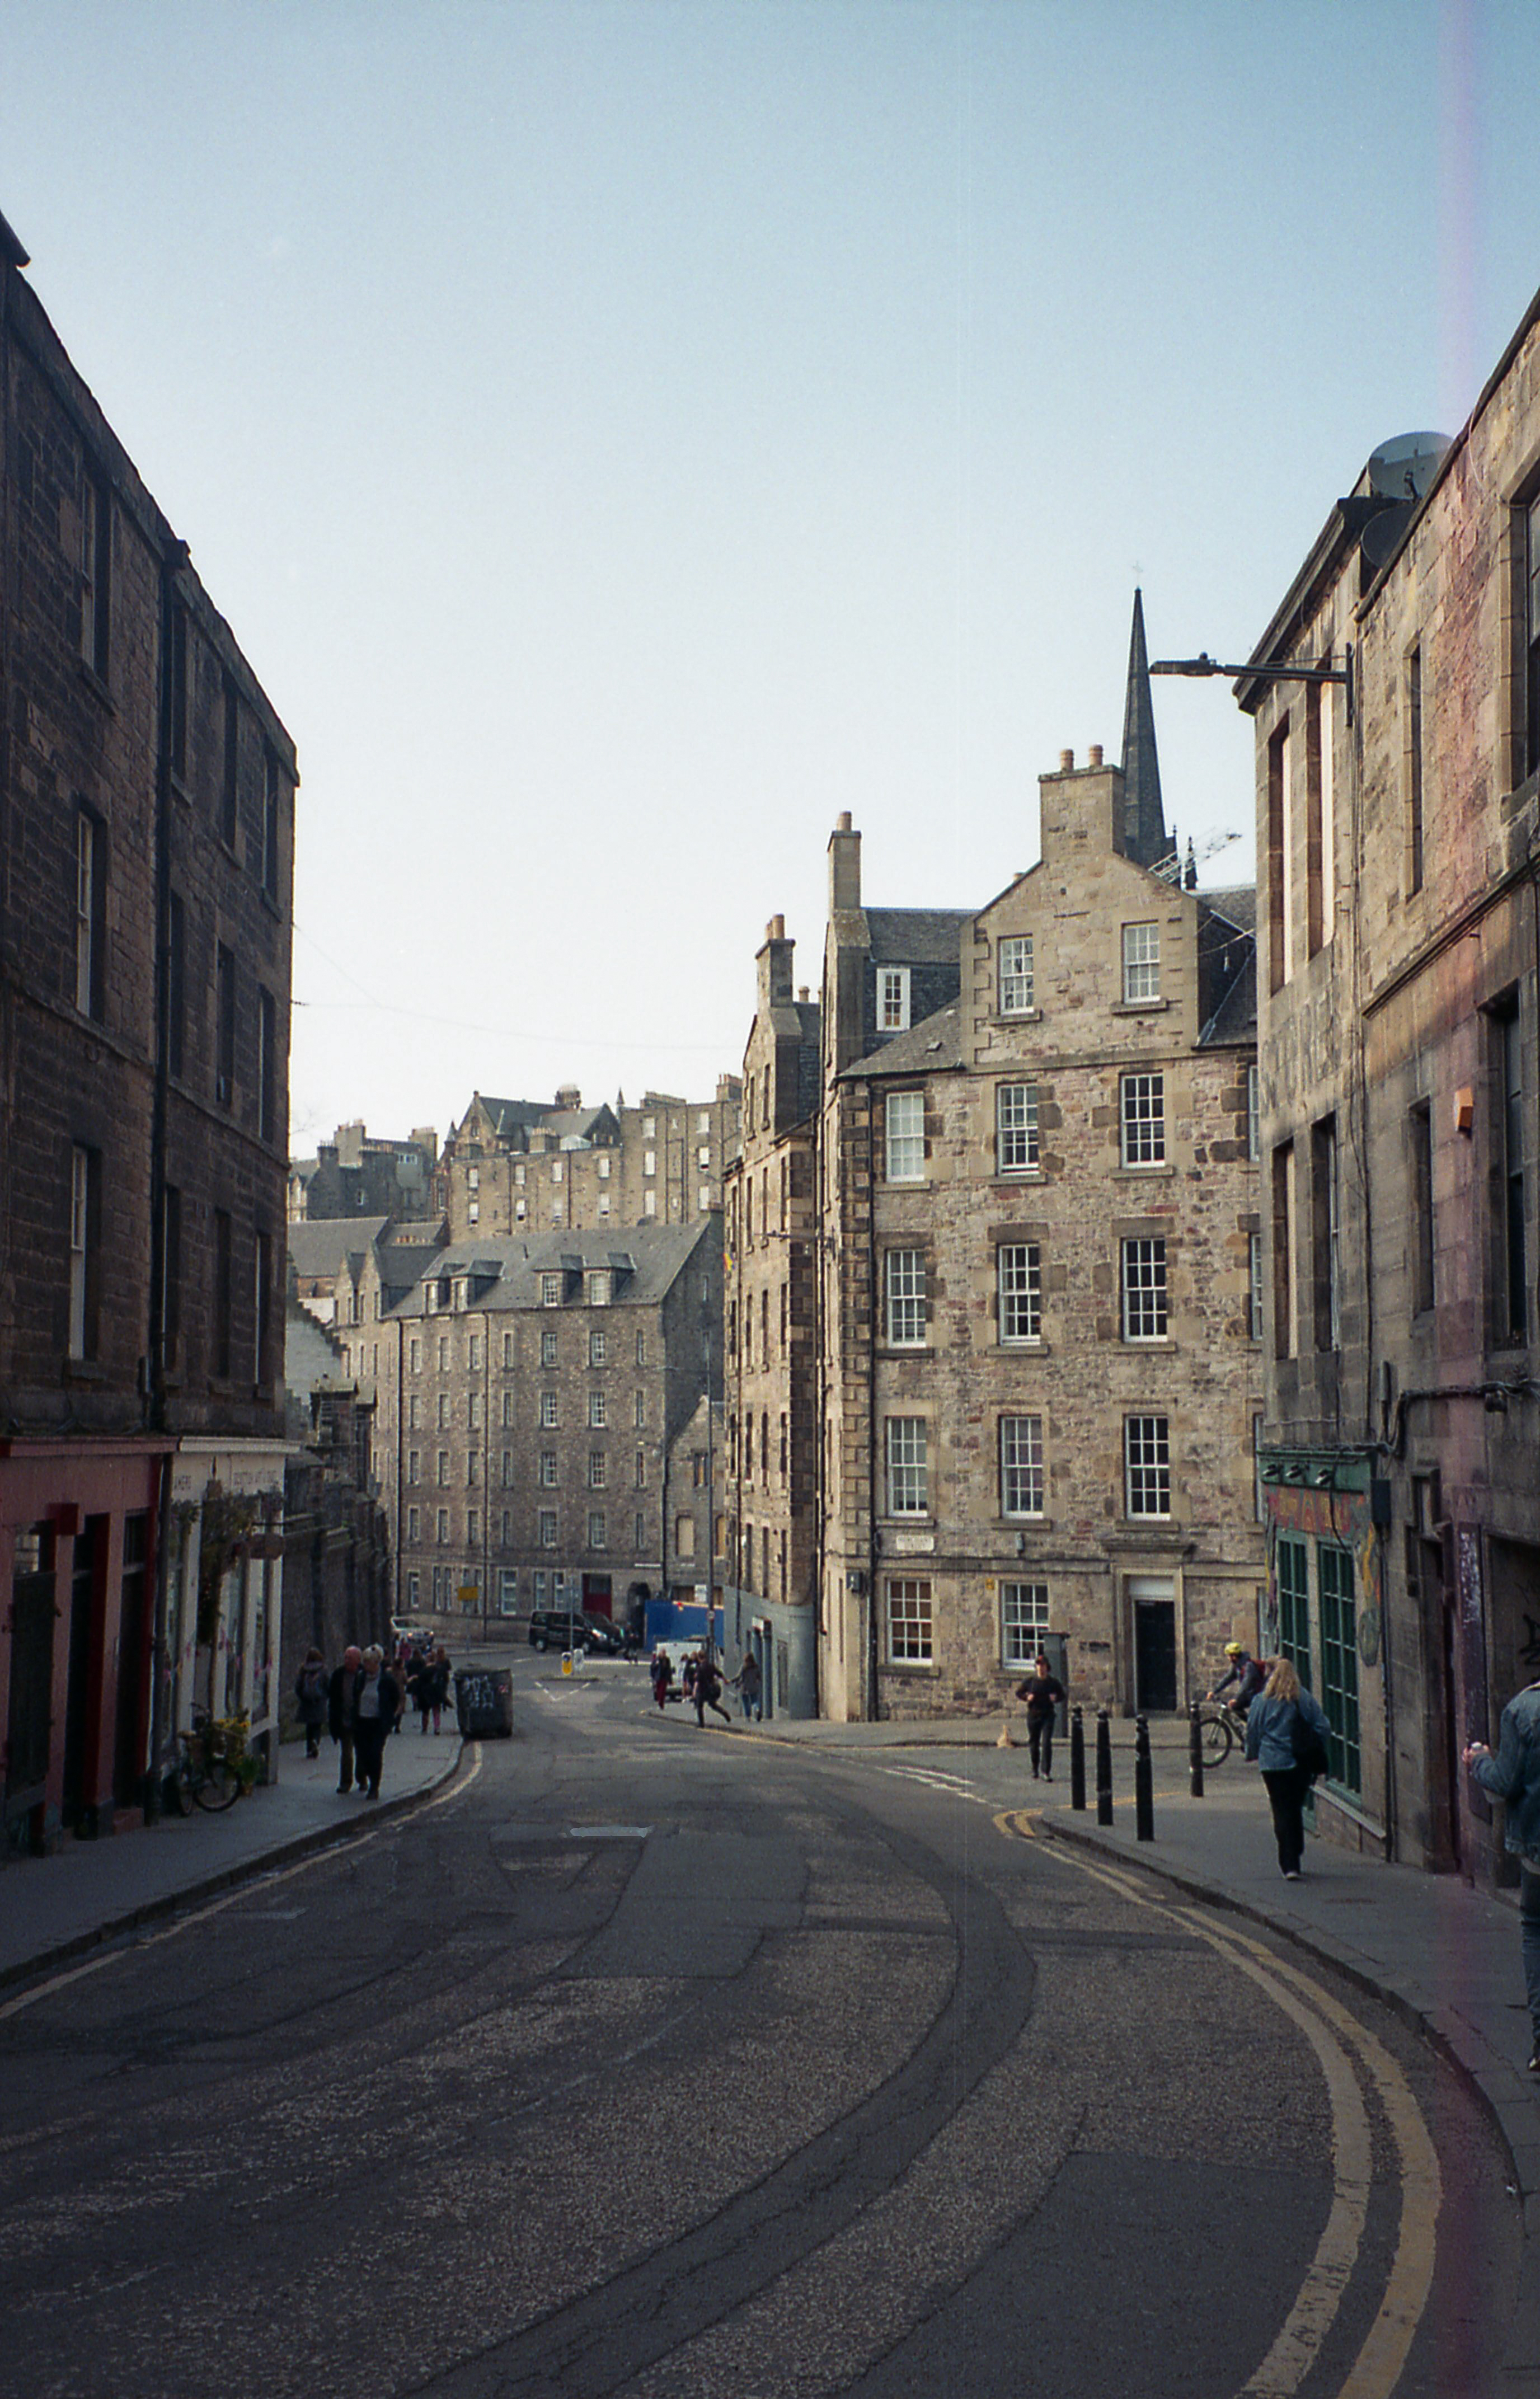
1016, 1653, 1067, 1781
351, 1645, 401, 1799
327, 1645, 364, 1793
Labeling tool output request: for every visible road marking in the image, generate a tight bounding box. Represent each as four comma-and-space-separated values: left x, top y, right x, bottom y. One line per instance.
0, 1744, 483, 2022
994, 1823, 1443, 2399
871, 1762, 988, 1802
993, 1808, 1040, 1839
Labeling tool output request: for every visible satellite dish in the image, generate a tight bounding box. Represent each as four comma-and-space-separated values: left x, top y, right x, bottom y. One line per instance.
1367, 433, 1449, 503
1360, 500, 1416, 575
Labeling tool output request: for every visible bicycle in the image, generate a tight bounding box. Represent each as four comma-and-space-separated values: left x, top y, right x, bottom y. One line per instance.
164, 1709, 245, 1813
1195, 1697, 1250, 1770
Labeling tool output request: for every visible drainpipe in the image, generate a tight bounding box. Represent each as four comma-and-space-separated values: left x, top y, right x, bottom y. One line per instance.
866, 1087, 880, 1720
142, 536, 186, 1821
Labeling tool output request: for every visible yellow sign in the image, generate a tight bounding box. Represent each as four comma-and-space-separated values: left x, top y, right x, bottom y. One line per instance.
561, 1651, 574, 1677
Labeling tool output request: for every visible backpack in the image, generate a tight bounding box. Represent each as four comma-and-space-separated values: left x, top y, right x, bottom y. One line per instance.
1289, 1705, 1331, 1782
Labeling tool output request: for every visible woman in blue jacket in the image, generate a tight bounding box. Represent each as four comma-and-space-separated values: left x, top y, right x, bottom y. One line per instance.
1245, 1655, 1332, 1880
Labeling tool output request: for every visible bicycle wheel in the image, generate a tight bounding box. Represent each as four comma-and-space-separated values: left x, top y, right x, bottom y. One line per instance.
1200, 1713, 1233, 1769
165, 1755, 194, 1816
193, 1756, 240, 1811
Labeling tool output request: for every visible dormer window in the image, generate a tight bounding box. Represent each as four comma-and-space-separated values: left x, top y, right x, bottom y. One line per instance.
587, 1272, 611, 1307
878, 968, 910, 1033
542, 1273, 562, 1306
998, 936, 1034, 1015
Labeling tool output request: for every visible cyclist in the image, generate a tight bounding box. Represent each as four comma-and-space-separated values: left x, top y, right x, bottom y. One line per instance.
1208, 1640, 1265, 1718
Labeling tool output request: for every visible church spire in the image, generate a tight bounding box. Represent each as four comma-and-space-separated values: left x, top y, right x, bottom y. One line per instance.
1120, 588, 1174, 870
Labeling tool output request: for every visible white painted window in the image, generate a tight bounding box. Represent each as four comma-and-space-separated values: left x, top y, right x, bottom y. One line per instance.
540, 1392, 558, 1427
996, 1083, 1039, 1174
885, 1091, 924, 1182
1121, 1238, 1168, 1341
887, 1578, 932, 1663
1125, 1416, 1171, 1517
1121, 922, 1160, 1003
589, 1389, 607, 1428
539, 1452, 557, 1486
878, 967, 910, 1032
1120, 1072, 1166, 1167
542, 1273, 562, 1306
587, 1510, 606, 1549
997, 1244, 1041, 1343
885, 1417, 928, 1515
999, 1417, 1044, 1517
539, 1510, 558, 1548
998, 935, 1034, 1015
885, 1248, 926, 1346
1001, 1581, 1050, 1668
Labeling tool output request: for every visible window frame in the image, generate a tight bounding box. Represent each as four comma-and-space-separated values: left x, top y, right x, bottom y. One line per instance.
884, 1247, 927, 1347
886, 1577, 933, 1665
877, 966, 912, 1033
884, 1417, 928, 1517
1001, 1580, 1050, 1669
1120, 1071, 1166, 1168
884, 1090, 925, 1183
999, 1415, 1045, 1519
1121, 921, 1161, 1004
1124, 1415, 1171, 1519
996, 1082, 1039, 1176
1120, 1237, 1169, 1343
997, 1242, 1042, 1345
997, 934, 1034, 1016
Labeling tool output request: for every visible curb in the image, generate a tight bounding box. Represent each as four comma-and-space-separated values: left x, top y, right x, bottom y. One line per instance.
1039, 1809, 1540, 2391
0, 1738, 469, 1999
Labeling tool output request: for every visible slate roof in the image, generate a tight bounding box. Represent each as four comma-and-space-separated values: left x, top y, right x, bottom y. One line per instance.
1201, 885, 1257, 936
842, 1001, 963, 1081
864, 907, 973, 965
1201, 945, 1257, 1046
288, 1217, 390, 1279
388, 1218, 713, 1319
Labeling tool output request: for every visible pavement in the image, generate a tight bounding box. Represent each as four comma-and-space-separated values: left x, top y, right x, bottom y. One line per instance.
0, 1727, 462, 1991
3, 1683, 1536, 2384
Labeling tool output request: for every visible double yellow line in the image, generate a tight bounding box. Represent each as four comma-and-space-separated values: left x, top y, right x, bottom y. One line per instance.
994, 1826, 1441, 2399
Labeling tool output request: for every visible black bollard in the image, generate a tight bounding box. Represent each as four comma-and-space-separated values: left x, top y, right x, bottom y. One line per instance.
1096, 1709, 1113, 1825
1135, 1713, 1154, 1841
1069, 1706, 1086, 1811
1189, 1700, 1205, 1799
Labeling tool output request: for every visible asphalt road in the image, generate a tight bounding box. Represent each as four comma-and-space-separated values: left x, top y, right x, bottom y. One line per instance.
0, 1655, 1522, 2398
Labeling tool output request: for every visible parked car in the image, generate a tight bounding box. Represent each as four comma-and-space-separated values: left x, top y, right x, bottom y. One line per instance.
525, 1608, 629, 1655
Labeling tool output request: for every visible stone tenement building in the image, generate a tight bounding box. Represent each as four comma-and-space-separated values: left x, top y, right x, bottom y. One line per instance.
288, 1120, 438, 1224
0, 209, 298, 1848
355, 1223, 720, 1626
1242, 290, 1540, 1881
725, 600, 1265, 1721
433, 1080, 742, 1240
721, 918, 821, 1718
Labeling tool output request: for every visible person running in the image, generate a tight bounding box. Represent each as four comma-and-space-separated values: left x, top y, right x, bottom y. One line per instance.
693, 1651, 732, 1728
294, 1647, 328, 1760
327, 1645, 364, 1793
1208, 1640, 1266, 1718
1464, 1678, 1540, 2073
351, 1645, 401, 1800
1015, 1652, 1066, 1781
1245, 1655, 1331, 1879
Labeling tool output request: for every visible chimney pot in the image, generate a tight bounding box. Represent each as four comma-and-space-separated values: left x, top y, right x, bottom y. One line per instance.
1088, 743, 1104, 767
799, 985, 809, 1002
772, 913, 785, 939
836, 810, 852, 833
1059, 749, 1074, 772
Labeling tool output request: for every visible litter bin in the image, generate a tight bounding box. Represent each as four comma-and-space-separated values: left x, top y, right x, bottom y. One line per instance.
453, 1666, 514, 1738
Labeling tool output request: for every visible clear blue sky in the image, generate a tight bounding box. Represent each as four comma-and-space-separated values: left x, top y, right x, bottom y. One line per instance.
4, 1, 1537, 1151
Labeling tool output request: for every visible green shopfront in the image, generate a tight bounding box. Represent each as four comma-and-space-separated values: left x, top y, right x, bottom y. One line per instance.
1258, 1447, 1386, 1856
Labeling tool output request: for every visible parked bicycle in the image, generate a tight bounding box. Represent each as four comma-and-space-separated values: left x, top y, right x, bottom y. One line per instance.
1195, 1698, 1251, 1769
165, 1708, 247, 1813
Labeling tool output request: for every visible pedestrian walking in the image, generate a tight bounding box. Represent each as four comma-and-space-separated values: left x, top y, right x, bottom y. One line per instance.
732, 1650, 762, 1723
351, 1644, 401, 1800
1015, 1652, 1066, 1780
327, 1644, 364, 1793
428, 1645, 451, 1734
294, 1646, 328, 1760
407, 1647, 433, 1733
693, 1651, 732, 1729
1464, 1677, 1540, 2073
651, 1650, 673, 1710
1244, 1655, 1332, 1879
